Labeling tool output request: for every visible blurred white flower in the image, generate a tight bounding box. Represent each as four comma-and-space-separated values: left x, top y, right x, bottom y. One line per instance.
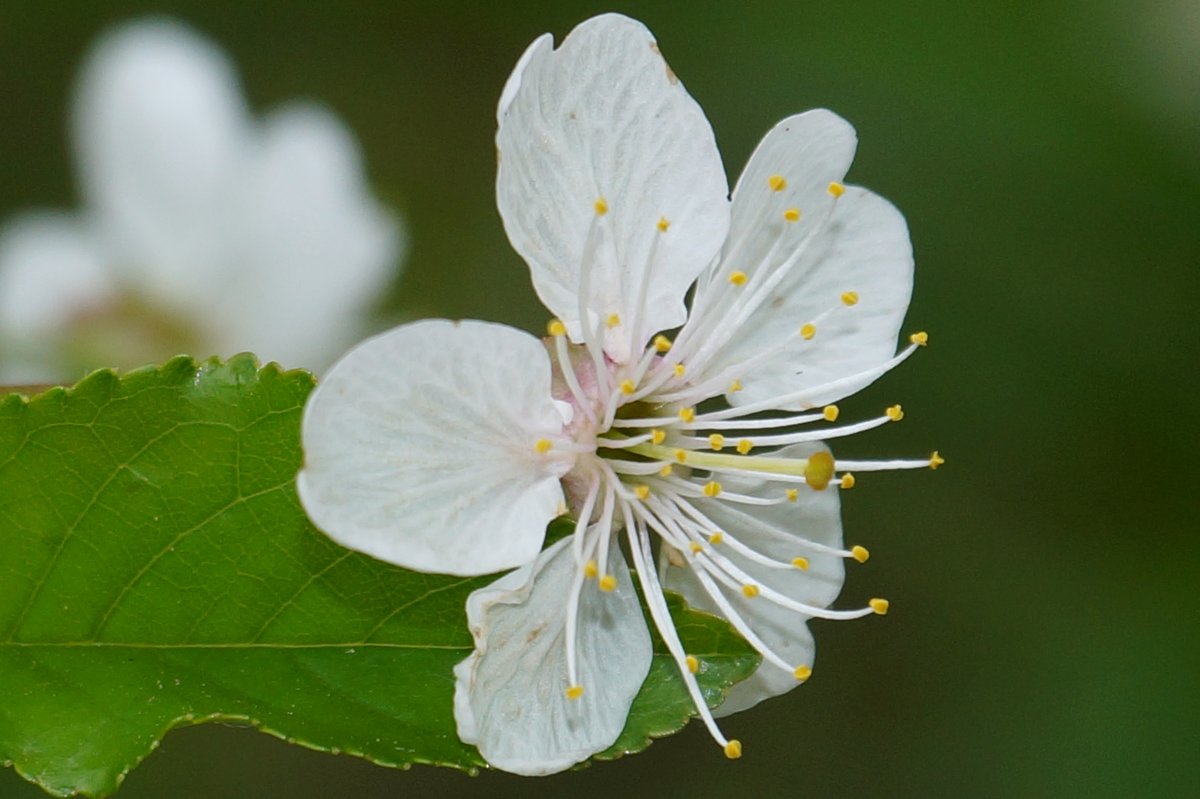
297, 13, 938, 776
0, 19, 402, 382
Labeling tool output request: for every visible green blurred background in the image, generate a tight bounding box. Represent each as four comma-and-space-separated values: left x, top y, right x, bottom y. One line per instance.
1, 0, 1197, 796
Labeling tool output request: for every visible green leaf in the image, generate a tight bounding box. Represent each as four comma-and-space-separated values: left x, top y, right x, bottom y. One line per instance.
0, 356, 759, 797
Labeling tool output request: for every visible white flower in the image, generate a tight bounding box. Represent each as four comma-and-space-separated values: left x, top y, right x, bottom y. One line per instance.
297, 13, 939, 776
0, 19, 401, 382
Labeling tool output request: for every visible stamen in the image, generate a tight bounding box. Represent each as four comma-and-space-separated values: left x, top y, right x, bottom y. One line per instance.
841, 291, 859, 306
724, 740, 743, 759
783, 208, 801, 222
800, 323, 816, 340
930, 451, 946, 469
737, 439, 753, 454
823, 405, 839, 421
552, 333, 595, 424
793, 664, 813, 681
565, 684, 584, 699
851, 545, 870, 563
620, 379, 636, 394
728, 379, 743, 393
657, 216, 670, 232
571, 475, 601, 567
870, 598, 890, 615
703, 481, 722, 497
708, 433, 725, 451
584, 560, 598, 578
634, 485, 651, 500
768, 174, 787, 192
620, 506, 735, 751
792, 557, 810, 570
534, 438, 553, 454
886, 404, 904, 421
606, 313, 621, 329
678, 407, 696, 423
839, 473, 857, 489
741, 583, 760, 598
686, 655, 700, 673
910, 331, 929, 346
786, 488, 799, 502
828, 181, 845, 197
728, 270, 748, 286
654, 334, 672, 352
694, 342, 924, 422
594, 197, 608, 215
599, 574, 617, 592
547, 319, 567, 337
832, 457, 938, 472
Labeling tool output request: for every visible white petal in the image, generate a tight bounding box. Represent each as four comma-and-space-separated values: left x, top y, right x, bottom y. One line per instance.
296, 319, 569, 576
496, 13, 729, 361
454, 534, 652, 775
213, 103, 403, 371
660, 443, 845, 715
0, 213, 115, 382
711, 186, 914, 408
71, 19, 250, 307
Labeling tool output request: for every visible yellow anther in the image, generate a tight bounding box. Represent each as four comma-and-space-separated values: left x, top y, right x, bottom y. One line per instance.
708, 532, 724, 545
804, 450, 834, 491
886, 404, 905, 421
594, 197, 608, 216
768, 174, 787, 192
930, 451, 945, 470
584, 559, 598, 578
651, 429, 666, 445
910, 331, 929, 346
793, 664, 813, 681
689, 542, 703, 554
840, 472, 857, 490
657, 216, 670, 232
654, 334, 672, 352
741, 583, 760, 598
792, 556, 810, 570
784, 207, 801, 222
620, 378, 636, 395
659, 464, 674, 477
673, 363, 686, 377
728, 270, 749, 286
635, 485, 651, 501
686, 655, 700, 673
534, 438, 553, 454
678, 407, 696, 423
823, 405, 839, 422
800, 323, 816, 340
708, 433, 725, 451
565, 684, 584, 700
724, 740, 743, 760
828, 181, 845, 198
547, 319, 567, 337
869, 598, 890, 615
703, 481, 722, 497
674, 449, 689, 463
728, 379, 743, 393
851, 545, 870, 563
599, 575, 617, 592
606, 313, 621, 329
786, 488, 799, 502
736, 439, 753, 455
841, 290, 859, 306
